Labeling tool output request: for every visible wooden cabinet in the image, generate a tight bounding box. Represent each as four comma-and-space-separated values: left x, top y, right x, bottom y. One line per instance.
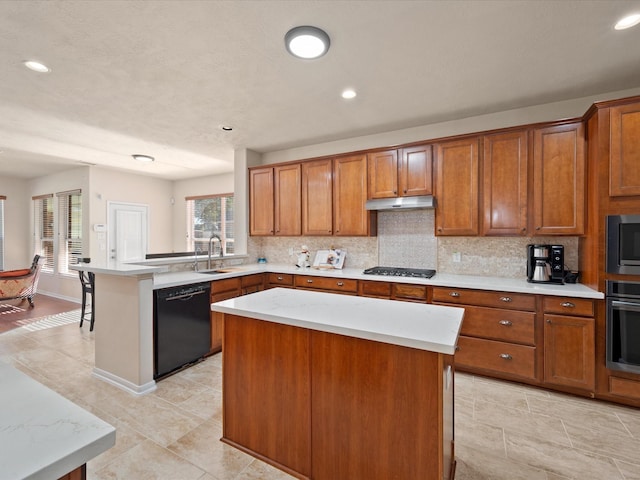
249, 164, 301, 236
435, 137, 480, 235
532, 122, 585, 235
609, 102, 640, 196
210, 277, 242, 353
241, 273, 264, 295
543, 297, 595, 391
367, 145, 432, 199
266, 272, 294, 289
482, 130, 529, 235
333, 154, 376, 236
302, 159, 333, 235
294, 275, 358, 294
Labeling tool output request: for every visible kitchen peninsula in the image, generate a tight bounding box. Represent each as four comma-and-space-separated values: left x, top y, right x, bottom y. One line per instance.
211, 288, 464, 480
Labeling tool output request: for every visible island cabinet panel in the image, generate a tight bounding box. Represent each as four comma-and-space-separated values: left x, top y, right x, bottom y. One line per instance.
609, 102, 640, 197
435, 137, 480, 236
310, 331, 451, 480
222, 314, 311, 478
482, 130, 529, 236
302, 159, 333, 235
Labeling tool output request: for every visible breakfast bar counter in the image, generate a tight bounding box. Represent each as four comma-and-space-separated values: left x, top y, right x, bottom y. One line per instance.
212, 288, 464, 480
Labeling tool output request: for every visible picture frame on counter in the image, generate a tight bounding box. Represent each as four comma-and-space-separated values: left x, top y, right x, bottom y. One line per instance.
313, 249, 347, 269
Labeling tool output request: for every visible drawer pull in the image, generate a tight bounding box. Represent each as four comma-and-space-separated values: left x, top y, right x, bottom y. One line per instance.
499, 353, 513, 360
499, 296, 512, 303
449, 292, 460, 297
561, 302, 575, 308
277, 276, 283, 281
307, 279, 313, 284
498, 320, 513, 326
337, 282, 344, 287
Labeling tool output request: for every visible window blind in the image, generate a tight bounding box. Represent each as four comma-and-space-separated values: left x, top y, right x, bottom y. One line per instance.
33, 194, 54, 272
57, 190, 82, 274
186, 194, 235, 255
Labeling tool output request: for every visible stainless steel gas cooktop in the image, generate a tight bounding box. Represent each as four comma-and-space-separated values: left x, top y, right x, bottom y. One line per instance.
363, 266, 436, 279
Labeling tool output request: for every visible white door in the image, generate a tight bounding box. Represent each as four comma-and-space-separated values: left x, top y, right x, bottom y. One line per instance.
107, 202, 148, 262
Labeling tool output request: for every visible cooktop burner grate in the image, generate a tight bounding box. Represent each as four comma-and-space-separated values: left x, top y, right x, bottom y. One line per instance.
363, 266, 436, 279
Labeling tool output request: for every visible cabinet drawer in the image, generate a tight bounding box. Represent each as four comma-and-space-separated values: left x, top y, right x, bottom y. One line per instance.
543, 297, 594, 317
455, 336, 536, 380
241, 273, 265, 288
459, 305, 535, 345
211, 289, 240, 303
267, 273, 294, 286
211, 277, 241, 295
609, 376, 640, 401
433, 287, 535, 311
393, 283, 428, 302
295, 275, 358, 293
359, 280, 392, 298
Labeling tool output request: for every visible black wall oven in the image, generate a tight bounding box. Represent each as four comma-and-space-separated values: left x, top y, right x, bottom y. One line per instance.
606, 214, 640, 275
606, 280, 640, 375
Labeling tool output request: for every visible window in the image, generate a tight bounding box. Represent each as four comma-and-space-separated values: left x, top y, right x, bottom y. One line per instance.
32, 190, 82, 275
186, 194, 234, 256
0, 196, 5, 270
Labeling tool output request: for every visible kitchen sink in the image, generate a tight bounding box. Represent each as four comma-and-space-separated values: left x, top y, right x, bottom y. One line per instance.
196, 267, 240, 275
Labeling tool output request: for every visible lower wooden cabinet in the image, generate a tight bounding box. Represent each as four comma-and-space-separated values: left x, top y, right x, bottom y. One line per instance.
210, 278, 242, 353
294, 275, 358, 294
266, 272, 294, 289
456, 336, 536, 381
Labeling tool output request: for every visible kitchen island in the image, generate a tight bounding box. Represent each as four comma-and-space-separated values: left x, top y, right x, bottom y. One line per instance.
211, 288, 464, 480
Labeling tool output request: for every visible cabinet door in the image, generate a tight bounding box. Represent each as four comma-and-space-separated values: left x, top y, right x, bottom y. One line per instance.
367, 150, 398, 199
482, 131, 528, 235
610, 102, 640, 196
543, 314, 595, 391
249, 167, 274, 236
302, 159, 333, 235
532, 123, 585, 235
274, 164, 301, 236
435, 137, 480, 235
399, 144, 433, 197
333, 154, 375, 236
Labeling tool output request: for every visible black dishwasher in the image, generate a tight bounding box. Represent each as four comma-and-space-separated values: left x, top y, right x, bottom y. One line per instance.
154, 282, 211, 379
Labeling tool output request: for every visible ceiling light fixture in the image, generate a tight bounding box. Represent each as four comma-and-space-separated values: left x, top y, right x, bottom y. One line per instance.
285, 26, 330, 59
23, 60, 51, 73
132, 154, 154, 162
221, 125, 233, 131
342, 89, 357, 99
614, 13, 640, 30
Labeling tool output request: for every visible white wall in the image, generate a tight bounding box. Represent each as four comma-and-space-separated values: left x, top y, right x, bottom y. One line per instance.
0, 175, 30, 269
171, 172, 234, 252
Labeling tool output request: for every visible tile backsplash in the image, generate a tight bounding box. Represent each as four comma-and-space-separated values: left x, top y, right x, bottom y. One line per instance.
246, 209, 579, 279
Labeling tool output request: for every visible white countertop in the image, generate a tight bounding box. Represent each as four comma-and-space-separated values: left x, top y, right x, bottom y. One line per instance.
0, 361, 115, 480
151, 263, 604, 299
211, 287, 464, 355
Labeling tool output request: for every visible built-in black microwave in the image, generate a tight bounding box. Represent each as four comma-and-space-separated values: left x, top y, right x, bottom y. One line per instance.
606, 215, 640, 275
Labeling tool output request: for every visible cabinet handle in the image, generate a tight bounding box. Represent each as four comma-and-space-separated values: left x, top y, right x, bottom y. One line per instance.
535, 226, 541, 231
403, 189, 407, 194
337, 282, 344, 286
546, 319, 552, 324
498, 320, 513, 326
449, 292, 460, 297
499, 296, 512, 303
499, 353, 513, 360
307, 279, 313, 284
561, 302, 575, 308
393, 190, 397, 194
277, 276, 283, 281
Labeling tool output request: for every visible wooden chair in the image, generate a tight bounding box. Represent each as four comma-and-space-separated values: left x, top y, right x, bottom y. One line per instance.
0, 255, 43, 308
79, 271, 95, 331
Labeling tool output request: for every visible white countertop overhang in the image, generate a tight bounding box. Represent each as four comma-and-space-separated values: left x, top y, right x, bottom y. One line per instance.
211, 288, 465, 355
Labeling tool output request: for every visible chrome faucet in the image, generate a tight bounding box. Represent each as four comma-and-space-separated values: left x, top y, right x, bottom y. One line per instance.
208, 234, 223, 270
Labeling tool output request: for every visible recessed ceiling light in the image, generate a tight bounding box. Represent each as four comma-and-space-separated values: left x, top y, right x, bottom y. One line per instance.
221, 125, 233, 131
23, 60, 51, 73
285, 26, 330, 59
614, 13, 640, 30
341, 89, 357, 99
132, 154, 154, 162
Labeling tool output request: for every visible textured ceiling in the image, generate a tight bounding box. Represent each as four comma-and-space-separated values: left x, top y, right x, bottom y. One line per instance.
1, 0, 640, 180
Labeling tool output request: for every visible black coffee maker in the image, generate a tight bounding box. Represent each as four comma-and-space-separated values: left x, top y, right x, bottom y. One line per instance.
527, 244, 564, 284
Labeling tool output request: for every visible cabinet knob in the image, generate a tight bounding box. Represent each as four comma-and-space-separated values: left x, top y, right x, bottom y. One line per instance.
499, 320, 513, 326
393, 190, 397, 195
277, 276, 283, 281
535, 226, 541, 231
337, 282, 344, 286
561, 302, 575, 308
499, 296, 512, 303
403, 189, 407, 194
546, 319, 552, 324
449, 292, 460, 297
307, 279, 313, 283
499, 353, 513, 360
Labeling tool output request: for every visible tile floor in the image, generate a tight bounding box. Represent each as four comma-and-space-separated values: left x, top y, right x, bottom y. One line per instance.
1, 318, 639, 479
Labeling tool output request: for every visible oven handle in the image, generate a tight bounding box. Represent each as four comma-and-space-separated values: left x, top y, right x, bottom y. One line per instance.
611, 300, 640, 312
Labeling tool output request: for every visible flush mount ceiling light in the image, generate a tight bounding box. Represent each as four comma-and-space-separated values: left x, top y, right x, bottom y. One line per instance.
285, 26, 330, 59
221, 125, 233, 131
23, 60, 51, 73
341, 89, 357, 99
615, 13, 640, 30
132, 154, 154, 162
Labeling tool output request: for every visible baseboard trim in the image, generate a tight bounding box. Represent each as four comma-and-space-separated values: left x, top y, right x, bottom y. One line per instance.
92, 368, 157, 396
37, 290, 81, 304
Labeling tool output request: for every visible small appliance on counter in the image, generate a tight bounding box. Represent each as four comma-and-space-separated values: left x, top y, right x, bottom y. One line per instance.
527, 244, 565, 284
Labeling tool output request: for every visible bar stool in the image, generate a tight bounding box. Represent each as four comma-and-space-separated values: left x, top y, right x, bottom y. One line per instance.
79, 271, 95, 331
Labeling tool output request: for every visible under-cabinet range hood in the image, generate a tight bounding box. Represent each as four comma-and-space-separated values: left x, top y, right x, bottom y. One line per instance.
365, 195, 436, 211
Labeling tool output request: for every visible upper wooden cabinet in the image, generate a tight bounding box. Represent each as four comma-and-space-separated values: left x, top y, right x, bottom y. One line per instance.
532, 122, 585, 235
610, 102, 640, 197
482, 130, 529, 236
368, 145, 433, 199
302, 159, 333, 235
334, 154, 376, 236
435, 137, 480, 236
249, 164, 301, 236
